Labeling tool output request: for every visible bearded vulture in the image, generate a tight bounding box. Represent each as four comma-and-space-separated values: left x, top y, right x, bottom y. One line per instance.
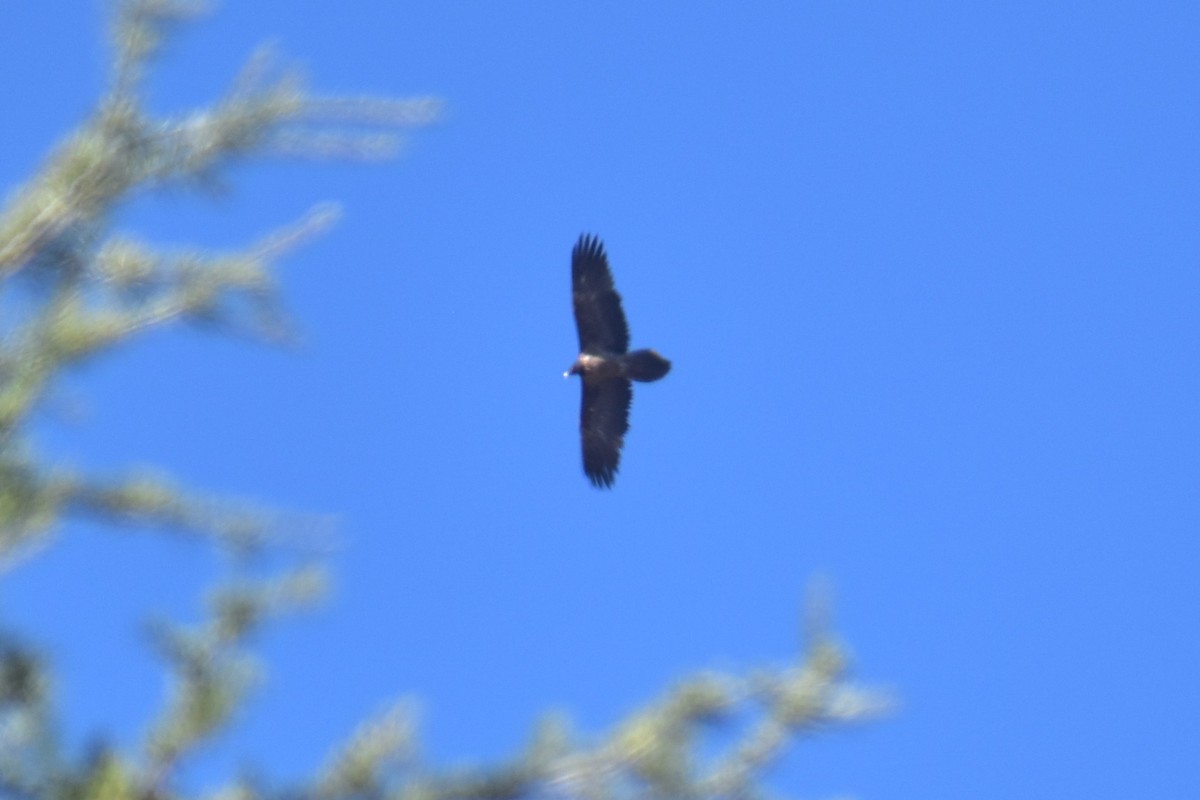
565, 234, 671, 488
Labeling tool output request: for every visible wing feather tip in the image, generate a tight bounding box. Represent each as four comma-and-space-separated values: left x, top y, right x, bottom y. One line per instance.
585, 466, 617, 489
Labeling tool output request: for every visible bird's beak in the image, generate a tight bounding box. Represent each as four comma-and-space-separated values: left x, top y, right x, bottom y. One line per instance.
563, 371, 571, 379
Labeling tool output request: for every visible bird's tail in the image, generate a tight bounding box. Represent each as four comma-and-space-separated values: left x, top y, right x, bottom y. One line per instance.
623, 349, 672, 382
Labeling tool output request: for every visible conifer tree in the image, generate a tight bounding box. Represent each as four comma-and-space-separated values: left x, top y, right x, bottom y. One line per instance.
0, 3, 888, 798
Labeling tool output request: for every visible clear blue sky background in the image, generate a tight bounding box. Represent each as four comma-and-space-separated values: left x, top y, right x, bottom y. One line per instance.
3, 2, 1198, 797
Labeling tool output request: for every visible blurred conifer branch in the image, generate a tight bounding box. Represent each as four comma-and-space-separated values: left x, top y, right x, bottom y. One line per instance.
0, 2, 890, 799
0, 0, 437, 557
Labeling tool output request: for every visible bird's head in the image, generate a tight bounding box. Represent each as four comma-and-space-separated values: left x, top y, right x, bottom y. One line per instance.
564, 361, 580, 379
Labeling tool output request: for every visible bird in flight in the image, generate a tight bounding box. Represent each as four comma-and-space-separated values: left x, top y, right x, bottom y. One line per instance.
566, 234, 671, 488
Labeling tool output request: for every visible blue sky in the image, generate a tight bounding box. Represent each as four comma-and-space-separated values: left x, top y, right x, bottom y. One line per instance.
3, 1, 1199, 796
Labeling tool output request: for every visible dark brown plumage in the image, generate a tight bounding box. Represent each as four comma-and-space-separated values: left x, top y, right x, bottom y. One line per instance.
566, 234, 670, 488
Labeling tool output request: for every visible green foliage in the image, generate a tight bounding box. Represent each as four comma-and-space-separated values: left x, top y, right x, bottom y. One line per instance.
0, 2, 889, 798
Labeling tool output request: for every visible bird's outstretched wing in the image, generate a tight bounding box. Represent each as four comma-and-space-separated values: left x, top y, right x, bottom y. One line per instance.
572, 234, 630, 355
580, 377, 632, 488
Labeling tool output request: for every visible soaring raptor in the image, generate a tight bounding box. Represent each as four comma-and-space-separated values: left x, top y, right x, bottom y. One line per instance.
566, 234, 671, 488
